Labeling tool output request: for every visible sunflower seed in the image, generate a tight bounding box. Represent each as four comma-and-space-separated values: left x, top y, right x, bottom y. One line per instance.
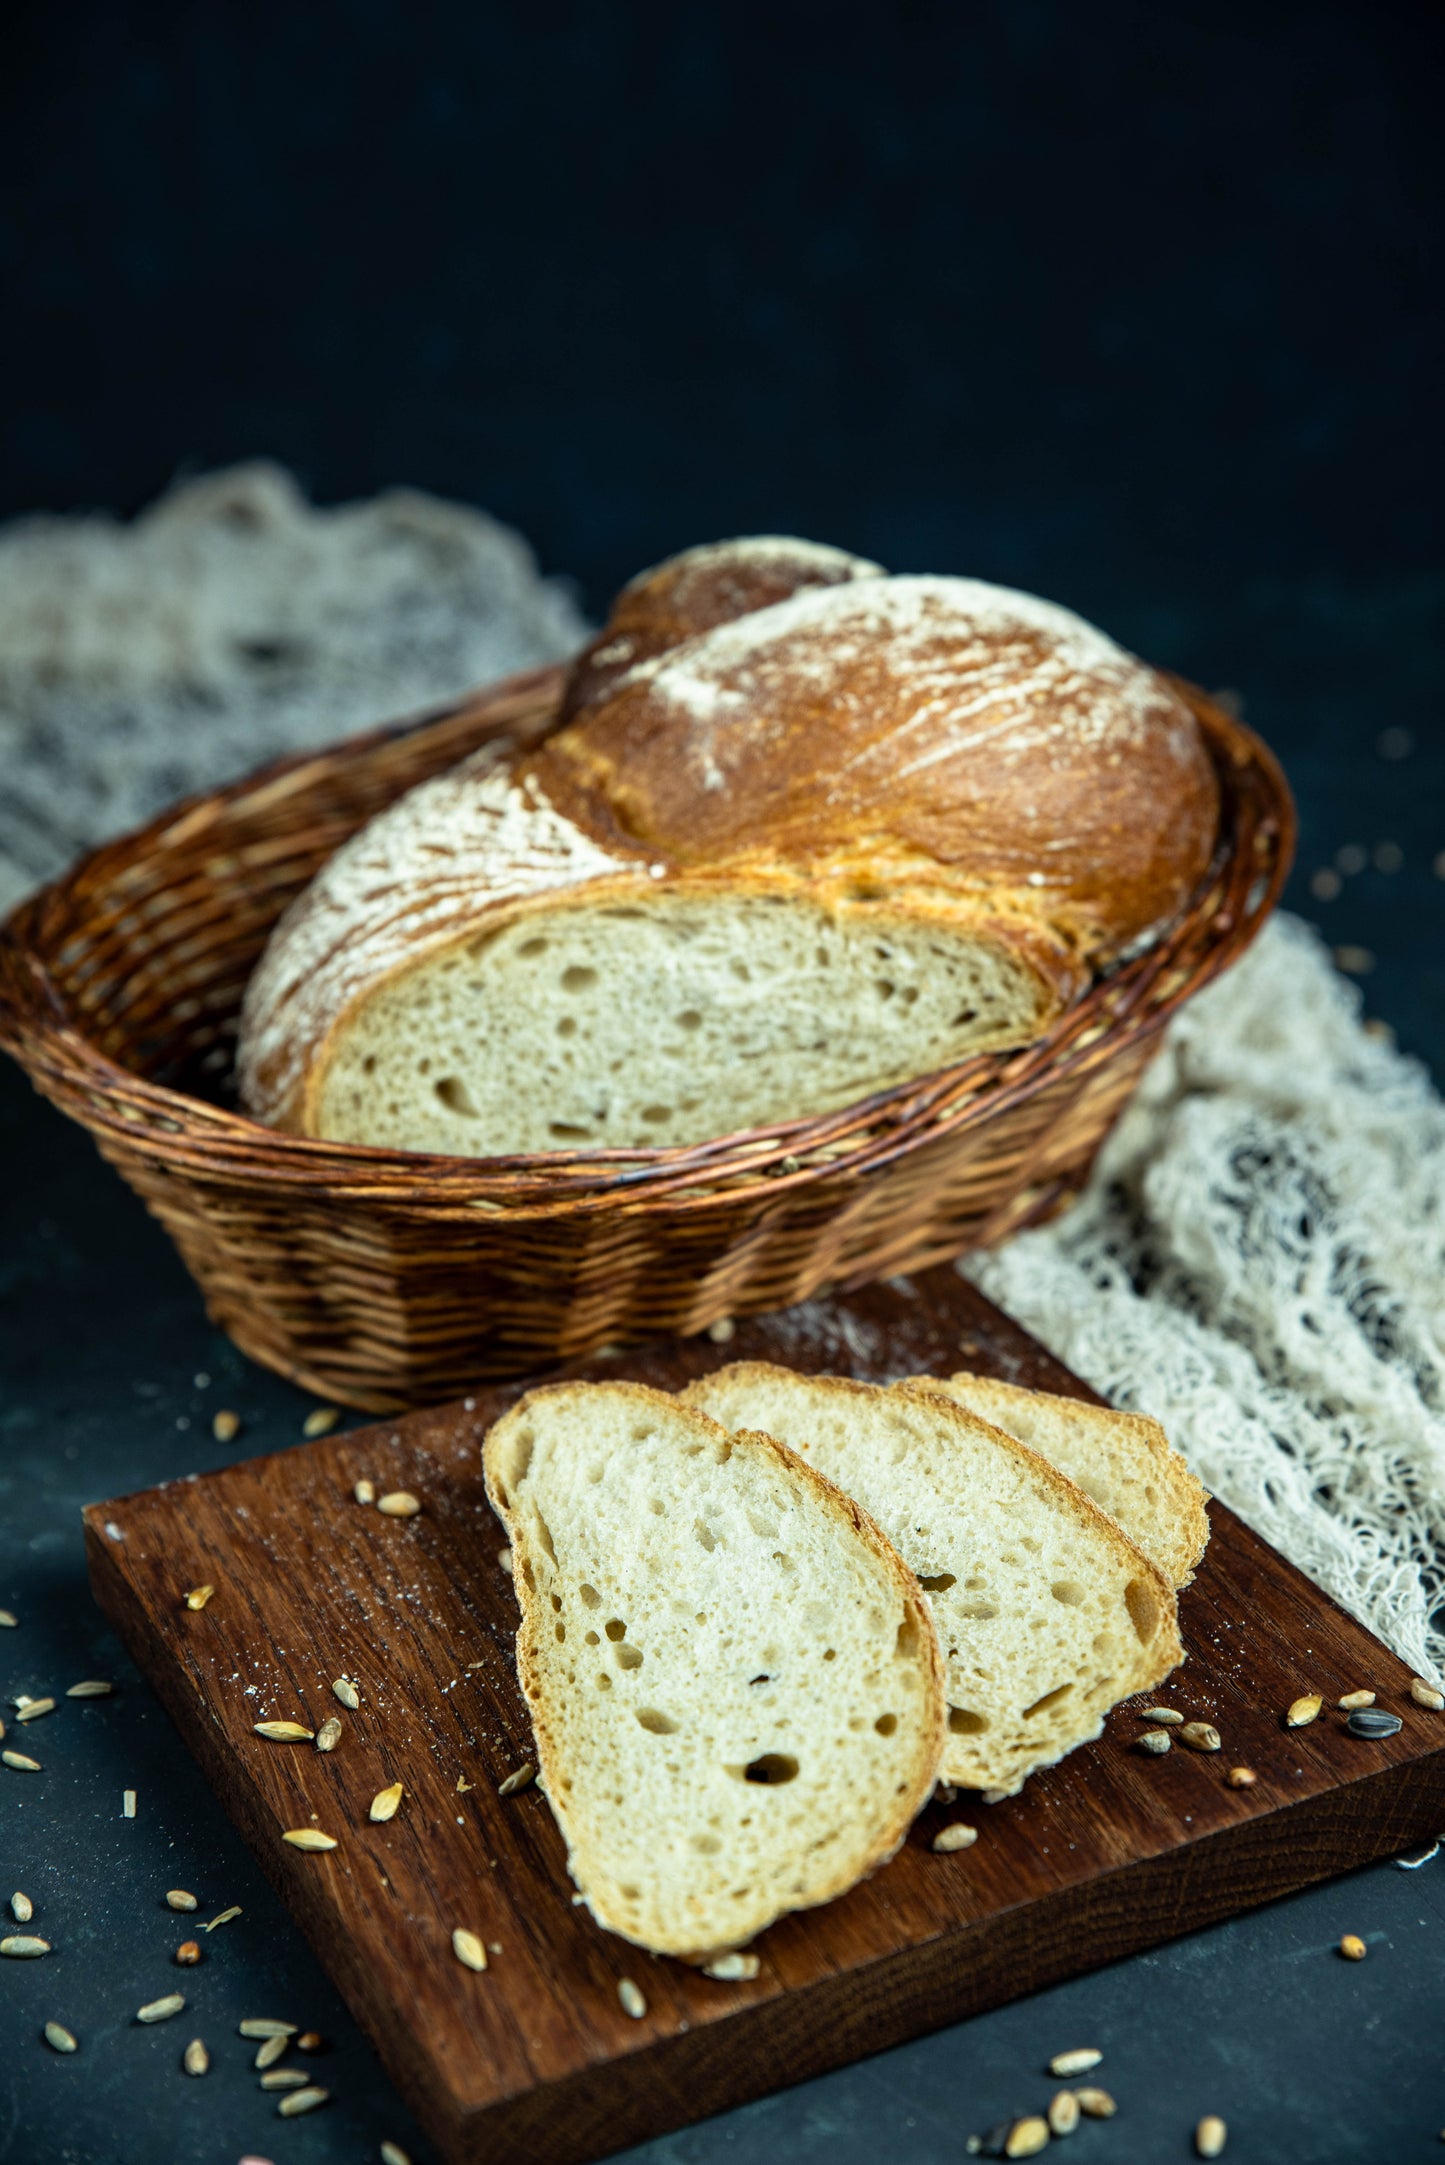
617, 1978, 646, 2019
1196, 2114, 1228, 2158
1049, 2047, 1102, 2077
16, 1698, 56, 1723
1138, 1706, 1184, 1724
380, 2144, 413, 2165
44, 2022, 78, 2053
165, 1890, 198, 1911
1410, 1678, 1445, 1711
1047, 2089, 1080, 2135
212, 1410, 241, 1443
0, 1610, 16, 1627
261, 2068, 310, 2090
239, 2018, 298, 2039
255, 2034, 290, 2070
182, 2037, 209, 2075
1136, 1728, 1172, 1755
332, 1678, 360, 1709
2, 1751, 41, 1772
302, 1407, 340, 1438
1285, 1694, 1322, 1728
1226, 1766, 1258, 1789
703, 1952, 760, 1980
282, 1829, 337, 1852
1, 1935, 50, 1957
1340, 1933, 1367, 1960
353, 1479, 376, 1505
933, 1822, 979, 1852
66, 1680, 113, 1699
452, 1927, 488, 1972
137, 1993, 185, 2022
377, 1491, 421, 1518
1075, 2087, 1116, 2117
1179, 1722, 1221, 1752
1337, 1690, 1376, 1711
11, 1892, 32, 1922
315, 1717, 342, 1752
1347, 1708, 1403, 1739
183, 1585, 215, 1611
498, 1763, 535, 1797
370, 1782, 404, 1823
174, 1940, 201, 1965
1005, 2119, 1049, 2159
254, 1721, 315, 1742
296, 2031, 323, 2051
203, 1906, 241, 1931
277, 2085, 330, 2116
123, 1790, 136, 1817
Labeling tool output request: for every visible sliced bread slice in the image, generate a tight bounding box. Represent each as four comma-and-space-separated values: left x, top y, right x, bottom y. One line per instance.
914, 1373, 1208, 1589
484, 1380, 946, 1960
682, 1364, 1182, 1797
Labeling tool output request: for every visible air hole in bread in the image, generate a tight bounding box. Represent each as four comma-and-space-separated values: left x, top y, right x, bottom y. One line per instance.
952, 1007, 978, 1026
635, 1708, 678, 1734
435, 1076, 479, 1116
677, 1010, 703, 1030
747, 1510, 779, 1538
615, 1642, 643, 1671
691, 1832, 721, 1854
874, 1713, 898, 1735
550, 1592, 563, 1613
958, 1600, 999, 1620
649, 1498, 666, 1516
604, 1619, 627, 1640
876, 981, 895, 1000
1023, 1683, 1073, 1719
561, 965, 597, 991
694, 1518, 717, 1552
750, 1673, 772, 1686
917, 1572, 956, 1593
362, 1054, 376, 1074
895, 1614, 920, 1659
948, 1706, 989, 1734
517, 937, 548, 958
549, 1120, 594, 1140
1124, 1577, 1161, 1644
743, 1754, 799, 1785
556, 1016, 577, 1037
555, 1621, 566, 1641
641, 1104, 672, 1124
730, 959, 751, 981
597, 1673, 611, 1689
584, 1630, 600, 1645
532, 1510, 557, 1565
1052, 1581, 1087, 1607
579, 1583, 601, 1608
823, 1647, 836, 1661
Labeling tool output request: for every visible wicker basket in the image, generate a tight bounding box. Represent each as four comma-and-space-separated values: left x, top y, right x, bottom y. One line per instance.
0, 664, 1293, 1409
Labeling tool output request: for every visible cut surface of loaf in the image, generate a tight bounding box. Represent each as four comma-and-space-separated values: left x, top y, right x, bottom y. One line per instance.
483, 1381, 945, 1959
682, 1364, 1182, 1797
915, 1373, 1209, 1590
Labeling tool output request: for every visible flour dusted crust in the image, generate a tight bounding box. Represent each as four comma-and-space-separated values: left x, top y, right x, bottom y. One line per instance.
238, 539, 1221, 1147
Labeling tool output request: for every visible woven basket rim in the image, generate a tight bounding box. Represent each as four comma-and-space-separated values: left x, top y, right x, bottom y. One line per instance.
0, 671, 1294, 1215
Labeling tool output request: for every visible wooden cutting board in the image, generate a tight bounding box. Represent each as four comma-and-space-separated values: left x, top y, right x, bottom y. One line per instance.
84, 1268, 1445, 2165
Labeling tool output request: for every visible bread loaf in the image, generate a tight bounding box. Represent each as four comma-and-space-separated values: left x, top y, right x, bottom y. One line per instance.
238, 539, 1219, 1155
682, 1363, 1182, 1797
483, 1380, 945, 1959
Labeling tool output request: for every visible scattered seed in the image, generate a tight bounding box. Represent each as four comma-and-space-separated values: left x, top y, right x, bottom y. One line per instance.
703, 1952, 761, 1980
316, 1717, 343, 1752
282, 1829, 337, 1852
707, 1317, 737, 1344
254, 1721, 315, 1742
1340, 1933, 1367, 1960
1347, 1708, 1403, 1739
123, 1790, 136, 1817
353, 1479, 376, 1506
932, 1822, 979, 1852
302, 1407, 340, 1438
203, 1906, 241, 1931
255, 2034, 290, 2070
277, 2085, 330, 2116
137, 1993, 185, 2023
452, 1927, 488, 1973
44, 2022, 78, 2053
1226, 1766, 1258, 1789
239, 2015, 296, 2040
166, 1890, 198, 1911
1338, 1690, 1376, 1711
1179, 1722, 1221, 1753
183, 2037, 209, 2075
175, 1940, 202, 1965
498, 1763, 535, 1797
1005, 2118, 1050, 2159
1047, 2089, 1080, 2136
1, 1936, 51, 1957
66, 1680, 113, 1699
1285, 1694, 1322, 1729
16, 1698, 56, 1723
261, 2068, 310, 2090
3, 1751, 41, 1772
296, 2031, 324, 2052
497, 1547, 513, 1573
377, 1491, 421, 1518
183, 1585, 215, 1611
212, 1410, 241, 1443
332, 1678, 360, 1710
380, 2144, 412, 2165
1138, 1706, 1184, 1725
1049, 2047, 1102, 2077
1411, 1679, 1445, 1711
1136, 1728, 1171, 1755
1075, 2088, 1116, 2118
11, 1892, 33, 1922
0, 1610, 16, 1627
617, 1978, 646, 2019
370, 1783, 404, 1823
1196, 2114, 1228, 2158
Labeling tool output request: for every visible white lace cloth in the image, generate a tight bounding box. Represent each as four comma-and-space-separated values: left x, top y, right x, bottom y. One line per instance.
5, 469, 1441, 1678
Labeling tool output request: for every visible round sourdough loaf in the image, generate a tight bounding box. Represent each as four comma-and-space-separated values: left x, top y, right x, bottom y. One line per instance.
237, 540, 1220, 1156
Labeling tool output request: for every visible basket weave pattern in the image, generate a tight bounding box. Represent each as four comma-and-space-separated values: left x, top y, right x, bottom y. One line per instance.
0, 664, 1293, 1409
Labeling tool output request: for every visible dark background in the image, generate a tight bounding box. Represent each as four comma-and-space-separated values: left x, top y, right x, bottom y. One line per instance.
3, 7, 1445, 2164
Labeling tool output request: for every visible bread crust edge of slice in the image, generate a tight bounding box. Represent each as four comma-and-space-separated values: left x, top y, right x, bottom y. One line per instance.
482, 1377, 948, 1962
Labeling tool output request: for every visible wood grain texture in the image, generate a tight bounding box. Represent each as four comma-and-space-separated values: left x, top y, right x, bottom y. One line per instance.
84, 1270, 1445, 2165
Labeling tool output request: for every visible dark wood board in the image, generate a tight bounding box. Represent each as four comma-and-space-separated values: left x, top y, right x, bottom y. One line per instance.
84, 1268, 1445, 2165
